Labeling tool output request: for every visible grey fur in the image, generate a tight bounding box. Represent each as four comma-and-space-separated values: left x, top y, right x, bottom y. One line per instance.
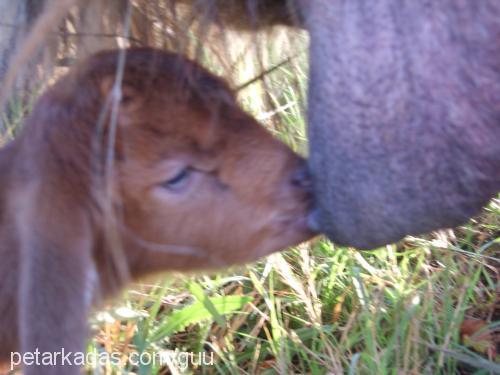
306, 0, 500, 248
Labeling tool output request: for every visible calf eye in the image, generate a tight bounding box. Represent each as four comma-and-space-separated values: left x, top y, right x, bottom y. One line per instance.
163, 168, 191, 191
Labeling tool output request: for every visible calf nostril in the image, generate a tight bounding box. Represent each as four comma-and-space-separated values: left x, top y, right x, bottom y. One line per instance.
290, 166, 312, 190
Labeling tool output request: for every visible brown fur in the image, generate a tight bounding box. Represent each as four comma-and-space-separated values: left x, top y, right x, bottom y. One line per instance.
0, 47, 314, 373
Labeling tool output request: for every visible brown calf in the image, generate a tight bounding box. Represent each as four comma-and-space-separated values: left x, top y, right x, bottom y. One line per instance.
0, 47, 315, 374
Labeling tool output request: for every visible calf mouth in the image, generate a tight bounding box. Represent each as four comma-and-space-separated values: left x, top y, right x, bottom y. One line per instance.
270, 200, 320, 250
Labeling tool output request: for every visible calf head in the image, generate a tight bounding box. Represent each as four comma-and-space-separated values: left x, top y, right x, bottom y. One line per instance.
96, 50, 315, 272
13, 47, 315, 285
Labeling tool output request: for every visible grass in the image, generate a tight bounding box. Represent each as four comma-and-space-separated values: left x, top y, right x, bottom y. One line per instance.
2, 32, 499, 374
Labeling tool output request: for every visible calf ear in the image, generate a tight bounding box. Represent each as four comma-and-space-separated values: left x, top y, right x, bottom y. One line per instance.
15, 184, 95, 375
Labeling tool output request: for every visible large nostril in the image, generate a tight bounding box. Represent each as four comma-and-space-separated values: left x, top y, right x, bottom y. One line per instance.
290, 165, 313, 191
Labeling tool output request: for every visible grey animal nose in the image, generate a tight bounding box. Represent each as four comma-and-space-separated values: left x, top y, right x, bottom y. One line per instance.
290, 165, 313, 191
